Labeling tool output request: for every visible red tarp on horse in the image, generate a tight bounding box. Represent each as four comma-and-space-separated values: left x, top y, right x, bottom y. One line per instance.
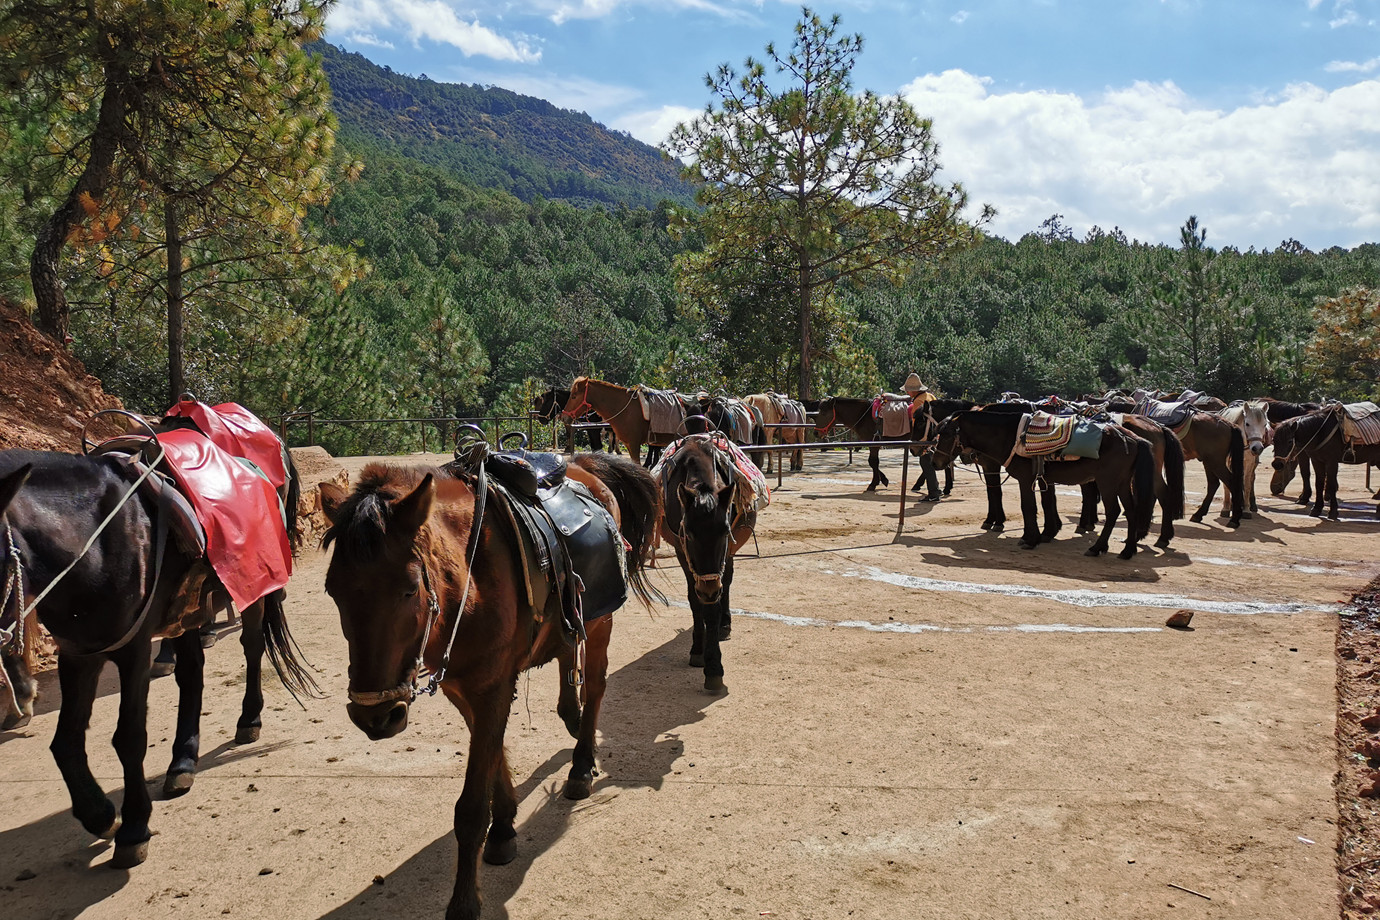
164, 400, 288, 489
156, 429, 292, 610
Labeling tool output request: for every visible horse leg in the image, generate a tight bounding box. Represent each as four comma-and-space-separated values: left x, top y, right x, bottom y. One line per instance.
866, 446, 887, 491
1155, 477, 1175, 549
983, 469, 1005, 532
50, 653, 119, 840
1017, 478, 1041, 549
565, 614, 612, 800
1087, 489, 1117, 557
150, 638, 176, 678
235, 599, 267, 744
1245, 451, 1259, 514
1075, 484, 1098, 534
1190, 466, 1219, 523
701, 584, 729, 696
1327, 462, 1341, 521
1038, 484, 1061, 543
1308, 461, 1326, 517
109, 642, 155, 867
163, 630, 205, 797
445, 682, 515, 920
484, 744, 520, 865
942, 463, 954, 495
1114, 477, 1139, 559
1299, 456, 1313, 504
682, 561, 706, 669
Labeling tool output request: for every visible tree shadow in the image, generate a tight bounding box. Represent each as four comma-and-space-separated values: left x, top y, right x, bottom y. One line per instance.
314, 632, 714, 920
0, 804, 132, 919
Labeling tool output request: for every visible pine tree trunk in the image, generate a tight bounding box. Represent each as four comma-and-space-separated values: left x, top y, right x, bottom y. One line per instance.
798, 260, 812, 399
166, 199, 186, 408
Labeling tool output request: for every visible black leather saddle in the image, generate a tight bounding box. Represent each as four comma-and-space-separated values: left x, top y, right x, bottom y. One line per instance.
90, 436, 207, 558
447, 433, 626, 641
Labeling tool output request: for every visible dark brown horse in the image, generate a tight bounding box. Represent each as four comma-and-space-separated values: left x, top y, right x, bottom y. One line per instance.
933, 411, 1155, 558
1260, 397, 1320, 502
532, 386, 606, 451
658, 432, 760, 694
320, 452, 660, 920
0, 450, 314, 869
1072, 414, 1188, 548
1271, 406, 1380, 519
814, 396, 914, 491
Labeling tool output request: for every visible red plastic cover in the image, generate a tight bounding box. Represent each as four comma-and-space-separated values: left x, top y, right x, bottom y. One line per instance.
164, 400, 288, 489
156, 429, 292, 610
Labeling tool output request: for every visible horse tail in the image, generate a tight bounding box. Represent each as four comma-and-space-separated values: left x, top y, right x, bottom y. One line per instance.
1228, 425, 1246, 514
1132, 436, 1156, 540
575, 452, 666, 608
283, 449, 302, 551
1161, 425, 1186, 520
262, 589, 320, 702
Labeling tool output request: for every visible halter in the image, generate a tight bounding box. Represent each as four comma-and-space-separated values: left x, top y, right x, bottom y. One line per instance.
1276, 409, 1339, 466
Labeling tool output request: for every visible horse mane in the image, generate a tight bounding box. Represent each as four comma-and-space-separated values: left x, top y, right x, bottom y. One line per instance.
322, 464, 456, 560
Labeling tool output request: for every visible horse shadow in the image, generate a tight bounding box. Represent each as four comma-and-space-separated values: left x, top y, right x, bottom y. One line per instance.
314, 632, 713, 920
891, 530, 1185, 582
0, 805, 133, 918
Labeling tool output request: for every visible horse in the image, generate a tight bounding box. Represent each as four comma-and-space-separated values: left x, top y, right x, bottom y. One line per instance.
320, 451, 660, 920
566, 376, 694, 467
1260, 398, 1321, 502
911, 397, 976, 496
0, 449, 315, 869
743, 392, 807, 472
932, 410, 1154, 558
1271, 406, 1380, 520
814, 396, 915, 491
532, 386, 605, 451
700, 395, 766, 469
1216, 400, 1271, 518
657, 429, 761, 694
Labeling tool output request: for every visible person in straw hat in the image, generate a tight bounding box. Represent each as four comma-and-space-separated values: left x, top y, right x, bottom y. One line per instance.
903, 373, 942, 501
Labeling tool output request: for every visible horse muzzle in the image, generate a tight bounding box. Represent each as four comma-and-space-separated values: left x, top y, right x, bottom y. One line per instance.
347, 699, 410, 740
1249, 441, 1265, 456
693, 573, 723, 604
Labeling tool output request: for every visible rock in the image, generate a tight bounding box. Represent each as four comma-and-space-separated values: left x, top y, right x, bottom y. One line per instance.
1165, 609, 1194, 629
1360, 711, 1380, 732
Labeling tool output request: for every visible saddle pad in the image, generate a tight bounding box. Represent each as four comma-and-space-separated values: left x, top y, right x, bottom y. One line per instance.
637, 387, 687, 441
872, 395, 914, 438
655, 433, 771, 520
156, 429, 291, 610
1343, 402, 1380, 445
164, 400, 288, 490
1136, 395, 1195, 430
1015, 411, 1076, 457
725, 399, 755, 443
778, 398, 806, 426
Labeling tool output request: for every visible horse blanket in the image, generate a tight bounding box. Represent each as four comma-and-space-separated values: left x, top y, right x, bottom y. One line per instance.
155, 429, 292, 610
720, 398, 756, 444
1343, 402, 1380, 445
774, 396, 806, 426
1014, 412, 1103, 460
164, 400, 289, 490
654, 433, 770, 523
637, 386, 688, 441
872, 394, 915, 438
1135, 395, 1195, 437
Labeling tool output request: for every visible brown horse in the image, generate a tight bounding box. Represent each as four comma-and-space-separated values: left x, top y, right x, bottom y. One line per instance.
565, 376, 695, 467
743, 392, 807, 472
1271, 406, 1380, 519
1260, 397, 1321, 503
658, 433, 760, 694
814, 396, 914, 491
1075, 413, 1188, 548
320, 452, 660, 920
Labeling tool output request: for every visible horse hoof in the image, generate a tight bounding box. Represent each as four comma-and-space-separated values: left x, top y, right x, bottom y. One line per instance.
482, 834, 518, 866
1189, 514, 1204, 524
96, 814, 122, 841
703, 675, 726, 695
149, 660, 176, 679
163, 772, 195, 797
990, 523, 1004, 533
1018, 539, 1039, 550
234, 725, 261, 744
110, 841, 149, 869
980, 520, 993, 530
1118, 549, 1136, 560
865, 485, 878, 493
717, 625, 731, 641
1328, 513, 1341, 522
1084, 547, 1102, 557
563, 776, 593, 801
1155, 537, 1172, 549
1227, 519, 1240, 529
688, 653, 704, 668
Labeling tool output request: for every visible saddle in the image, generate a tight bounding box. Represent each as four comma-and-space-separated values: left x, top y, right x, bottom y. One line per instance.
90, 437, 207, 558
1342, 401, 1380, 446
872, 394, 915, 438
446, 443, 626, 642
1136, 396, 1196, 435
635, 386, 689, 443
1015, 412, 1104, 460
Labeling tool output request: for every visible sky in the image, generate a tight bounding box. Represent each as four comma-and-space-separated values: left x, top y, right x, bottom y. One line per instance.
325, 1, 1380, 250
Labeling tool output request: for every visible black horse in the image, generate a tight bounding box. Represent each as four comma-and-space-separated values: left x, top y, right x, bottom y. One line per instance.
1271, 406, 1380, 519
1260, 397, 1320, 503
700, 395, 767, 470
910, 397, 977, 496
532, 387, 606, 451
0, 450, 315, 869
658, 427, 759, 694
933, 410, 1155, 558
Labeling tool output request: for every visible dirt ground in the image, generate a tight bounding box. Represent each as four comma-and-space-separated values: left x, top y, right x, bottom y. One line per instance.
2, 447, 1377, 920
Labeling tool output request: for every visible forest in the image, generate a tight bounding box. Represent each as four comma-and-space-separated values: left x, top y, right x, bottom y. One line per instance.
0, 6, 1376, 458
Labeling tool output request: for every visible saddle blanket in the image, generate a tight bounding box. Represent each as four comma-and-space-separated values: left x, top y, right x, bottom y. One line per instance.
637, 386, 687, 441
1015, 412, 1103, 460
721, 398, 756, 443
156, 429, 292, 610
872, 394, 915, 438
776, 397, 806, 426
1343, 402, 1380, 445
655, 433, 770, 521
1136, 395, 1195, 434
164, 400, 289, 489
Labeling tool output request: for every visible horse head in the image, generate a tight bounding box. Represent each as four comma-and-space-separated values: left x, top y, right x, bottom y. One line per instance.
930, 414, 966, 469
0, 462, 37, 732
813, 397, 837, 435
322, 465, 451, 741
1241, 401, 1271, 457
666, 439, 738, 604
1270, 416, 1299, 471
563, 377, 591, 420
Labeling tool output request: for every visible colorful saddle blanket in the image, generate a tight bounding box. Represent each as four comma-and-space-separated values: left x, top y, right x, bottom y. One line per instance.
872, 394, 915, 438
1135, 395, 1195, 434
1015, 412, 1104, 460
155, 429, 292, 610
655, 433, 770, 522
636, 386, 688, 443
1343, 402, 1380, 445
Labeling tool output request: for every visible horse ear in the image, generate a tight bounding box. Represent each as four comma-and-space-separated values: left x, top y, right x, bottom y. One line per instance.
319, 481, 348, 524
0, 463, 32, 516
391, 473, 435, 534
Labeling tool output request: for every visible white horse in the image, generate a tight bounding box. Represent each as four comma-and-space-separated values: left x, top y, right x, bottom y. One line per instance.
1217, 400, 1271, 518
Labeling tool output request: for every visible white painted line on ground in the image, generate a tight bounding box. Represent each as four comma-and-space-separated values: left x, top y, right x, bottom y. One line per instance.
666, 601, 1162, 635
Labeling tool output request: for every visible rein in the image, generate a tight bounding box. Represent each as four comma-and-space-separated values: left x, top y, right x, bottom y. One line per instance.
1278, 411, 1339, 465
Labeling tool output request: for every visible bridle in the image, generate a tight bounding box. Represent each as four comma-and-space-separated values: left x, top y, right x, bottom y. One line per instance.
1276, 408, 1339, 466
671, 437, 737, 597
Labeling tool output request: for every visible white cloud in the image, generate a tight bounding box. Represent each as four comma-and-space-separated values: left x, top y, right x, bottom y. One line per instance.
330, 0, 539, 63
456, 71, 645, 117
610, 104, 703, 147
950, 10, 970, 25
344, 31, 395, 49
1326, 56, 1380, 71
1330, 8, 1361, 26
900, 69, 1380, 248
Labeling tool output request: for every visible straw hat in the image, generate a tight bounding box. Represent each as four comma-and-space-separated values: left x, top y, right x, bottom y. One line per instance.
903, 373, 929, 395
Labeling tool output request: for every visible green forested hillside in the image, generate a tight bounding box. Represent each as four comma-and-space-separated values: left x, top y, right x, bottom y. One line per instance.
317, 43, 697, 210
